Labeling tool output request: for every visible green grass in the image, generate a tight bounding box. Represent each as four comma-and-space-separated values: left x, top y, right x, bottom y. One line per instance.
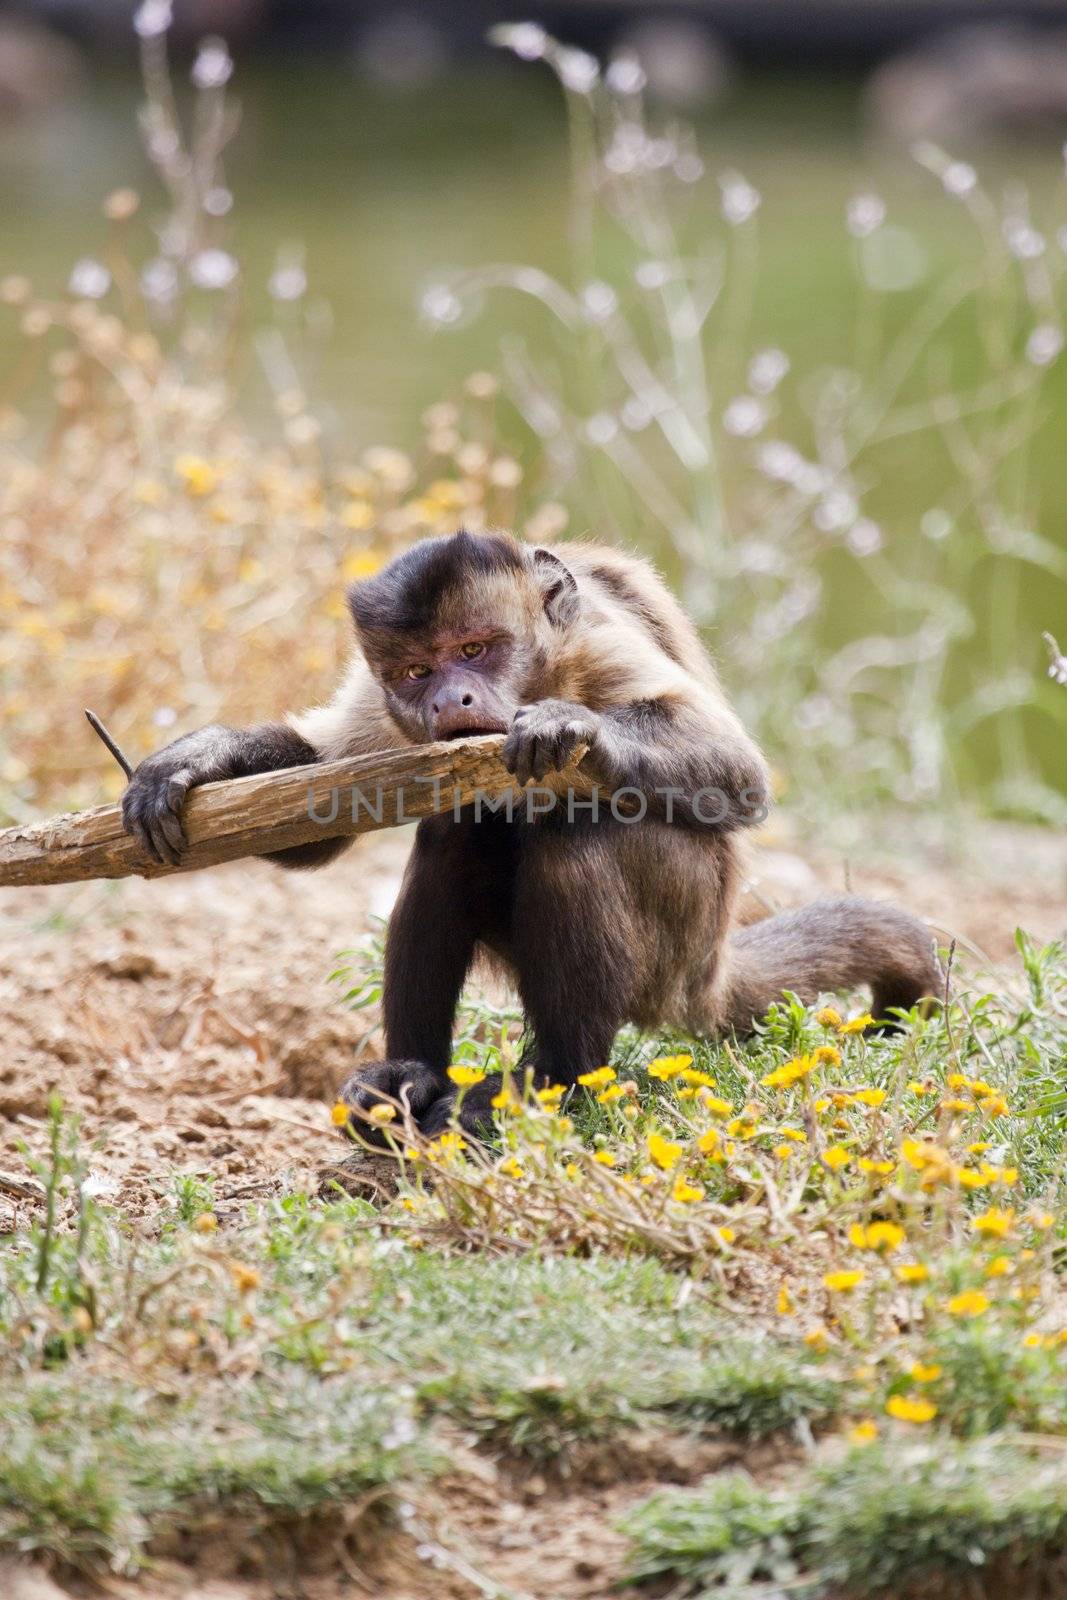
627, 1434, 1067, 1597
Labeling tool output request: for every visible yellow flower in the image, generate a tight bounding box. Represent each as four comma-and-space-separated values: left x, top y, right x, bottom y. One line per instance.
859, 1157, 895, 1176
537, 1084, 566, 1104
839, 1013, 875, 1035
447, 1066, 486, 1087
593, 1150, 616, 1167
716, 1225, 736, 1245
805, 1326, 829, 1351
909, 1362, 942, 1383
194, 1212, 218, 1234
578, 1066, 615, 1089
565, 1161, 580, 1178
816, 1006, 843, 1028
647, 1132, 683, 1170
985, 1255, 1013, 1278
647, 1053, 693, 1079
368, 1103, 396, 1123
778, 1127, 808, 1143
700, 1096, 733, 1119
678, 1068, 717, 1088
849, 1221, 905, 1254
849, 1419, 878, 1444
972, 1207, 1015, 1239
491, 1087, 518, 1111
1031, 1210, 1055, 1231
967, 1142, 992, 1155
1023, 1331, 1044, 1349
812, 1044, 842, 1067
428, 1131, 466, 1157
895, 1263, 929, 1284
499, 1156, 524, 1179
776, 1284, 795, 1315
671, 1177, 705, 1204
821, 1145, 851, 1172
330, 1101, 351, 1127
946, 1290, 989, 1318
761, 1054, 815, 1089
773, 1143, 794, 1161
941, 1097, 972, 1114
852, 1088, 887, 1108
885, 1395, 936, 1424
698, 1128, 725, 1160
174, 454, 219, 496
823, 1269, 865, 1292
597, 1084, 627, 1104
978, 1092, 1009, 1118
229, 1263, 261, 1293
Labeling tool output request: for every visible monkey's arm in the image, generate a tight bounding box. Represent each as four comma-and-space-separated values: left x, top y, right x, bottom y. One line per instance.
122, 664, 407, 869
503, 695, 770, 831
121, 721, 346, 868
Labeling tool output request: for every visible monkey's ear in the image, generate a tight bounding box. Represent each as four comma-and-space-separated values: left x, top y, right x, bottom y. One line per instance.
533, 548, 580, 628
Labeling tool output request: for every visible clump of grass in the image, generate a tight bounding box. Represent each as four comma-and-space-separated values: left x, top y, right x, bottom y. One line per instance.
627, 1433, 1067, 1596
1, 1368, 425, 1572
328, 932, 1067, 1445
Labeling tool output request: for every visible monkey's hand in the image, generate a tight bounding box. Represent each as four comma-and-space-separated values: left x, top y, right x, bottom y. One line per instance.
337, 1061, 502, 1145
121, 725, 234, 866
503, 700, 599, 787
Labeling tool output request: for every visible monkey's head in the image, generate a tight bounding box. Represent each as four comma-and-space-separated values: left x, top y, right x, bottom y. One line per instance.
347, 529, 580, 743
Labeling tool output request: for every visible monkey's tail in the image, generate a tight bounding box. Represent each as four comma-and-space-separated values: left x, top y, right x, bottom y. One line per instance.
719, 896, 943, 1034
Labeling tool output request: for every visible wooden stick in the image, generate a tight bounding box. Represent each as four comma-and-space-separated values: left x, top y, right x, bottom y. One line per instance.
0, 735, 554, 889
84, 709, 133, 779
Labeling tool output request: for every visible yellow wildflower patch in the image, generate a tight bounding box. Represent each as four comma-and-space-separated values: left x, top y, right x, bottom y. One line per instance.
821, 1145, 852, 1172
972, 1207, 1015, 1238
578, 1066, 615, 1089
848, 1221, 905, 1254
946, 1290, 989, 1318
647, 1132, 683, 1170
761, 1054, 815, 1089
849, 1419, 879, 1443
909, 1362, 942, 1383
330, 1101, 351, 1127
839, 1013, 875, 1034
647, 1054, 693, 1079
447, 1066, 486, 1087
671, 1177, 705, 1204
885, 1395, 936, 1424
823, 1269, 865, 1292
895, 1263, 930, 1284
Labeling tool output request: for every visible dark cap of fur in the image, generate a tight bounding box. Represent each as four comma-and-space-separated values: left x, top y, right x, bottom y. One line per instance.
348, 529, 525, 638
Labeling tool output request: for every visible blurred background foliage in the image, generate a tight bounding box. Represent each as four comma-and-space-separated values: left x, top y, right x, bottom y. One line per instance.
0, 0, 1064, 831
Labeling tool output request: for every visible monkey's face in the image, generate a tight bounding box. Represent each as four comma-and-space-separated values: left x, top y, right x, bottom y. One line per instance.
348, 530, 577, 745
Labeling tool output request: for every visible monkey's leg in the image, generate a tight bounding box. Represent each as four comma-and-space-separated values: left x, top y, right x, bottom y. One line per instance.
338, 814, 513, 1138
509, 820, 634, 1087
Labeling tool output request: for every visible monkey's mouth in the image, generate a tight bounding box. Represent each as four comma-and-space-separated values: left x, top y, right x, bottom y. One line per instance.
441, 722, 509, 741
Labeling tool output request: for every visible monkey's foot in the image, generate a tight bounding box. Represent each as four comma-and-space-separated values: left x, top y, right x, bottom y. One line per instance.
336, 1061, 502, 1145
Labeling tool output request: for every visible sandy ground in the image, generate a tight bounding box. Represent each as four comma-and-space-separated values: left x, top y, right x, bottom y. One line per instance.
1, 816, 1065, 1598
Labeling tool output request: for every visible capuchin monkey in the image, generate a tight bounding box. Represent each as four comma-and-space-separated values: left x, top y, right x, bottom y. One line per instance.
122, 530, 942, 1136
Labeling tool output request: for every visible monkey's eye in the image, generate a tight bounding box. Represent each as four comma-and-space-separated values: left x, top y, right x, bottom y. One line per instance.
460, 641, 486, 661
406, 664, 432, 681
